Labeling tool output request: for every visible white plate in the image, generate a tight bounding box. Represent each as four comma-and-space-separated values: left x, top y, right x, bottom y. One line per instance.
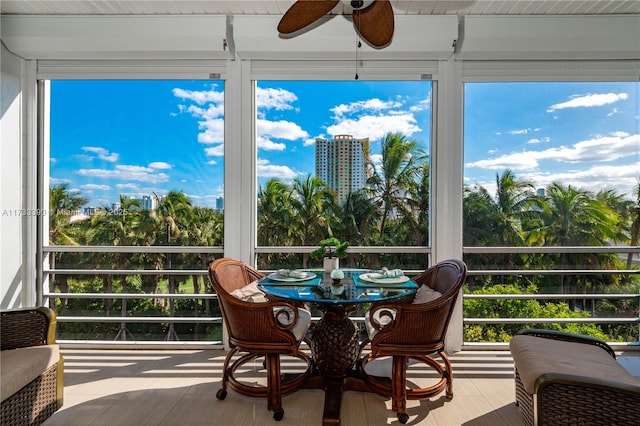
358, 273, 409, 284
266, 271, 316, 282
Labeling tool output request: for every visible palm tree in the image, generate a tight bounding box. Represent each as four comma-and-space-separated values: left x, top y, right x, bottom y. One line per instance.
463, 184, 501, 247
335, 189, 377, 267
535, 183, 620, 296
367, 132, 423, 239
187, 206, 223, 323
48, 184, 88, 310
134, 207, 163, 295
49, 183, 87, 245
87, 195, 141, 319
257, 179, 294, 247
493, 170, 542, 247
154, 190, 193, 340
625, 181, 640, 272
290, 175, 335, 267
401, 161, 430, 247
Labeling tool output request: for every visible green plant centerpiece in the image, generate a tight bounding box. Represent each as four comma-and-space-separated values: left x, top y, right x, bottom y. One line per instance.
310, 237, 349, 260
310, 237, 349, 272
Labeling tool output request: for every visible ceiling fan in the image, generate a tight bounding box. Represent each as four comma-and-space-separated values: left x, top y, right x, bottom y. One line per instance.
277, 0, 395, 48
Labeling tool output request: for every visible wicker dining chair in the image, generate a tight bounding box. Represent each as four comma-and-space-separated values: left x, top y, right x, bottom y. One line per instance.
357, 259, 467, 424
208, 258, 312, 421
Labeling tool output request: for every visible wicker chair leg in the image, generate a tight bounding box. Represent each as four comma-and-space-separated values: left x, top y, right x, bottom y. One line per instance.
440, 352, 453, 399
217, 347, 238, 400
392, 355, 409, 423
265, 354, 284, 421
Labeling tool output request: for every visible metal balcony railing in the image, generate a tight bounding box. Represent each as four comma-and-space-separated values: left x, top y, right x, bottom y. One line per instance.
41, 245, 640, 349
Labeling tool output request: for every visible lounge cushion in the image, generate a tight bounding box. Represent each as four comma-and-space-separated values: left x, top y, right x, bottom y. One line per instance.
1, 345, 60, 402
509, 335, 638, 394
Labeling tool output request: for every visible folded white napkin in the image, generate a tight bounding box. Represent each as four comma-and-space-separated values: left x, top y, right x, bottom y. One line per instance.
276, 269, 308, 278
369, 268, 404, 279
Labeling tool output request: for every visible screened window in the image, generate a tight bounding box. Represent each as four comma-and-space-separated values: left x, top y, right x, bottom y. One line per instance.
254, 80, 432, 270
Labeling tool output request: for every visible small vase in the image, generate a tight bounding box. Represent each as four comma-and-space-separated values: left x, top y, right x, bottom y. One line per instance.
323, 257, 339, 273
330, 282, 344, 295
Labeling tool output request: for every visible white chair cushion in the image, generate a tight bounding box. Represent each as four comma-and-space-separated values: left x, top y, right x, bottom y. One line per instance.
229, 280, 310, 341
229, 280, 269, 303
413, 285, 442, 304
282, 307, 311, 342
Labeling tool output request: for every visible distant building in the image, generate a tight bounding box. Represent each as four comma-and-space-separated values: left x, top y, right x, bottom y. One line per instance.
141, 195, 156, 210
315, 134, 370, 204
215, 196, 224, 211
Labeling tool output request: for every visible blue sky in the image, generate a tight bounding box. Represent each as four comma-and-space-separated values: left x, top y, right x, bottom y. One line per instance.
50, 80, 639, 208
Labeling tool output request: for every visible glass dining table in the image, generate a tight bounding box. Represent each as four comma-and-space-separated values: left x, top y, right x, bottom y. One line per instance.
259, 269, 418, 426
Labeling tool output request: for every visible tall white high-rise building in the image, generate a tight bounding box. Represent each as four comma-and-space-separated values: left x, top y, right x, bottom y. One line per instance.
315, 135, 370, 204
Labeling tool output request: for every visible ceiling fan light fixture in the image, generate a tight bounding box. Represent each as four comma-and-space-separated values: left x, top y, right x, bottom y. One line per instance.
348, 0, 375, 11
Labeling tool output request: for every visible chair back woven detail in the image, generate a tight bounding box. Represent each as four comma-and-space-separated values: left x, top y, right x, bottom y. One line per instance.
370, 258, 467, 354
209, 258, 298, 351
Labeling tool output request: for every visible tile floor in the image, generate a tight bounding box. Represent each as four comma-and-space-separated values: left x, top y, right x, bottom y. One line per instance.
42, 348, 639, 426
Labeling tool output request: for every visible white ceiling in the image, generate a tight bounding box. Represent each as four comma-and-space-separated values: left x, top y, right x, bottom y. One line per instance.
2, 0, 640, 16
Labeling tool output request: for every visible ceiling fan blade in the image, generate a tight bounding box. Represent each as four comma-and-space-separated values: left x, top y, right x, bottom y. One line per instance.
278, 0, 340, 34
353, 0, 394, 48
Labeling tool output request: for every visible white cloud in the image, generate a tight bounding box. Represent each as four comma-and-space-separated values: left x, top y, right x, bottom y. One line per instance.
148, 162, 172, 170
172, 87, 224, 105
467, 152, 541, 170
326, 113, 421, 140
370, 153, 383, 165
527, 137, 551, 144
187, 104, 225, 122
197, 120, 225, 144
410, 99, 431, 112
331, 98, 402, 118
115, 183, 140, 190
50, 177, 71, 185
544, 133, 638, 163
80, 183, 110, 191
205, 145, 224, 157
256, 87, 298, 111
76, 164, 170, 183
258, 118, 309, 141
303, 134, 327, 147
525, 163, 638, 198
173, 86, 225, 150
547, 92, 628, 112
257, 136, 286, 151
207, 159, 218, 165
257, 158, 301, 180
467, 132, 639, 170
81, 146, 119, 162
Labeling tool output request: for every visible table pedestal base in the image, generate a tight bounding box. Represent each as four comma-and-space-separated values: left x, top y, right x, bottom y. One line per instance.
307, 303, 372, 426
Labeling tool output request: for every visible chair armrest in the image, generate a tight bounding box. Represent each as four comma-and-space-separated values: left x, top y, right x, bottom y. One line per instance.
270, 301, 303, 332
1, 307, 57, 350
367, 303, 399, 333
515, 328, 616, 358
